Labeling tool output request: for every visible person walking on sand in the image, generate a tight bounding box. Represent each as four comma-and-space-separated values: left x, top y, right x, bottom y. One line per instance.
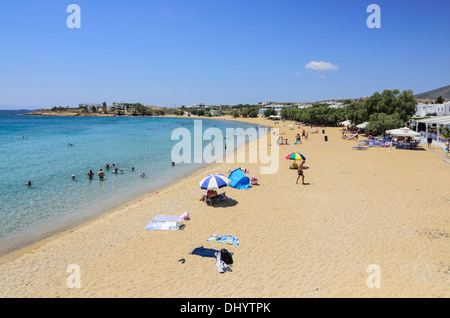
296, 160, 305, 185
427, 134, 432, 148
445, 139, 449, 158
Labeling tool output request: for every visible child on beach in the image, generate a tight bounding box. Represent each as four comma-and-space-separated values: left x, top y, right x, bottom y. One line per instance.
296, 160, 305, 185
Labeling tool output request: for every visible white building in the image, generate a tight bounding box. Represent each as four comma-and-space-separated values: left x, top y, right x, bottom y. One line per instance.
328, 102, 345, 109
210, 110, 221, 116
193, 103, 206, 110
258, 104, 296, 116
414, 102, 450, 117
112, 102, 127, 110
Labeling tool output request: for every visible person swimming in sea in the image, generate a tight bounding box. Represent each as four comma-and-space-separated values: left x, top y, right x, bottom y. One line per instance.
87, 170, 94, 178
98, 169, 105, 179
25, 180, 32, 187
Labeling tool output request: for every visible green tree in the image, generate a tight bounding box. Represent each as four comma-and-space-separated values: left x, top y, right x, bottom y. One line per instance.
366, 113, 403, 135
102, 102, 107, 113
263, 108, 277, 118
440, 127, 450, 139
435, 96, 445, 104
248, 108, 258, 118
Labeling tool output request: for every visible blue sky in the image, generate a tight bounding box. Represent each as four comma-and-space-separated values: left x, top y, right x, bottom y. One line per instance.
0, 0, 449, 109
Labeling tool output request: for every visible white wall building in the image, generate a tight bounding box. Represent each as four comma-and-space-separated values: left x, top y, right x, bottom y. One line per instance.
112, 102, 127, 110
210, 110, 221, 116
193, 103, 206, 110
414, 102, 450, 117
258, 104, 296, 116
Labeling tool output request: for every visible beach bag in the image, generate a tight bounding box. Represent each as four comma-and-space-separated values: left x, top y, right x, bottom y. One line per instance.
220, 249, 233, 265
180, 211, 190, 221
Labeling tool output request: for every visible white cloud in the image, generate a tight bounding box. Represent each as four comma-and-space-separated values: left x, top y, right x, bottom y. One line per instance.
305, 61, 339, 72
294, 72, 301, 76
320, 75, 326, 79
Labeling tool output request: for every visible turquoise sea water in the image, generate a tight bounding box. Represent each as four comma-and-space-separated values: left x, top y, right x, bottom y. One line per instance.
0, 111, 260, 255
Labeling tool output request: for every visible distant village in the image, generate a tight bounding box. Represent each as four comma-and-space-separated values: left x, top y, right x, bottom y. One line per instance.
32, 96, 450, 120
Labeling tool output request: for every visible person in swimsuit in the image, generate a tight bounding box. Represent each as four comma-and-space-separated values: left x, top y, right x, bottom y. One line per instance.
98, 169, 105, 179
296, 160, 305, 185
199, 189, 218, 201
87, 170, 94, 178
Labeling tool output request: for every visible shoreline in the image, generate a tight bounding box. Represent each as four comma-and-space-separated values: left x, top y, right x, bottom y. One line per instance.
1, 117, 448, 298
0, 115, 269, 260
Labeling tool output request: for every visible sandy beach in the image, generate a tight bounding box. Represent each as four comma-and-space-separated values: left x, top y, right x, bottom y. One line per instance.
0, 116, 448, 298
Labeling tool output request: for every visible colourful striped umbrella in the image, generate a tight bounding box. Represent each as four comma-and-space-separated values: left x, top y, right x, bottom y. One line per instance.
285, 152, 306, 161
199, 174, 230, 190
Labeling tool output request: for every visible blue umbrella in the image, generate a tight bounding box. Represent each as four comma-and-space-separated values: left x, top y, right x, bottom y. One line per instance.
199, 174, 230, 190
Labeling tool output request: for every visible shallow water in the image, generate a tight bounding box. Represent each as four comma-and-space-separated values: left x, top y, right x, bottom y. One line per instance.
0, 111, 260, 255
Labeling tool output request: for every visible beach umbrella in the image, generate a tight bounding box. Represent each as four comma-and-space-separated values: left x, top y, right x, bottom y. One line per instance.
356, 122, 369, 129
385, 127, 420, 137
199, 174, 230, 190
285, 152, 306, 161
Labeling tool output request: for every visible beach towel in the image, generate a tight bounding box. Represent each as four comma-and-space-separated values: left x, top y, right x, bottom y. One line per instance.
189, 246, 219, 258
152, 212, 190, 222
152, 215, 181, 222
207, 235, 239, 246
145, 220, 181, 230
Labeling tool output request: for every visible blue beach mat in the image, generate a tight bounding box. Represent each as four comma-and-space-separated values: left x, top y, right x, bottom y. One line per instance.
207, 235, 239, 246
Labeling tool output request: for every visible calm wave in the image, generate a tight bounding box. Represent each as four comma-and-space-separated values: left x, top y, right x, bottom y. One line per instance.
0, 113, 260, 255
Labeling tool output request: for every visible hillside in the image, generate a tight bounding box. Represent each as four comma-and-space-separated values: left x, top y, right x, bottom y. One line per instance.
415, 85, 450, 100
